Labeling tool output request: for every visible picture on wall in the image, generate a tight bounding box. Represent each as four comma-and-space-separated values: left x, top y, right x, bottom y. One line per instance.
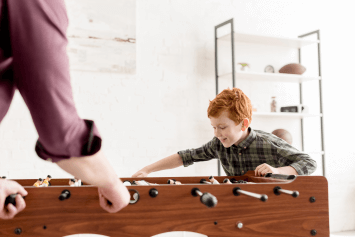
64, 0, 136, 74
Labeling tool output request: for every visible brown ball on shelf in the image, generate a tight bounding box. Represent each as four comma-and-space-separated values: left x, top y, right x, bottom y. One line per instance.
272, 129, 293, 145
279, 63, 306, 75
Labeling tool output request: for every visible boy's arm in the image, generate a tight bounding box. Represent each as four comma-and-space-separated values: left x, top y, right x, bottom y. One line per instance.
277, 166, 298, 175
132, 153, 183, 177
276, 142, 317, 175
255, 163, 298, 176
132, 138, 218, 177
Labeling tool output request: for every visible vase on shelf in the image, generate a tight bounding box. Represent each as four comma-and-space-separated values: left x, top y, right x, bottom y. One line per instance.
271, 97, 277, 112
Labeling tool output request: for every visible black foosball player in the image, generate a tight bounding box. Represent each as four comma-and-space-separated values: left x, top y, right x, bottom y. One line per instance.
132, 88, 317, 179
0, 0, 130, 220
167, 179, 182, 185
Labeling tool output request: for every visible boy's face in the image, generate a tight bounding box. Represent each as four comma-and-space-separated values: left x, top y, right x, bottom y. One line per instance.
210, 111, 246, 148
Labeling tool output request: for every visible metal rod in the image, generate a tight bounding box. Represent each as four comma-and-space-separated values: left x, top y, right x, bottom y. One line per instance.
237, 189, 263, 199
298, 47, 304, 151
316, 30, 326, 177
231, 19, 235, 88
278, 189, 294, 195
298, 30, 320, 38
298, 30, 325, 177
215, 21, 220, 176
274, 186, 299, 197
215, 18, 234, 176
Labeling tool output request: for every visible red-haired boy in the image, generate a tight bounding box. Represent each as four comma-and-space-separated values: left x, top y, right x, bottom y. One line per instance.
132, 88, 316, 177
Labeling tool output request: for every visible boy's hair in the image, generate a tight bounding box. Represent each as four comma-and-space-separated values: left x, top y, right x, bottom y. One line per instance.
207, 88, 252, 125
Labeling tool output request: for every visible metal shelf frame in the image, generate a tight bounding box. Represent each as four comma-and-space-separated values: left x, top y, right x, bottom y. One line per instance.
214, 18, 326, 177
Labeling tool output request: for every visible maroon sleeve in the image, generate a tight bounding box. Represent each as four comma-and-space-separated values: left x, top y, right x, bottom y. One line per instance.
6, 0, 101, 162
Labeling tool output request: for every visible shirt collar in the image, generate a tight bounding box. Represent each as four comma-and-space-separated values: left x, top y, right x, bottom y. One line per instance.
234, 127, 256, 149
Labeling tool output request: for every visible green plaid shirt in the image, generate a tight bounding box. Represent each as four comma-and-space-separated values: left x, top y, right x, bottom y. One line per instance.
178, 127, 316, 176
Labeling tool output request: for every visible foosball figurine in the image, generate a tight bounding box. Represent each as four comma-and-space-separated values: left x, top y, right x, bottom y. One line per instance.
223, 178, 232, 184
74, 178, 82, 186
200, 179, 212, 184
209, 176, 220, 184
167, 179, 182, 185
41, 175, 52, 187
69, 179, 76, 186
33, 178, 43, 187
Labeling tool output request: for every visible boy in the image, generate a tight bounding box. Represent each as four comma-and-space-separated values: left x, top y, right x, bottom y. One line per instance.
132, 88, 316, 178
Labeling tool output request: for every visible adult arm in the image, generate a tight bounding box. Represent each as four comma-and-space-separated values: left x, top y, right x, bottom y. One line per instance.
6, 0, 130, 213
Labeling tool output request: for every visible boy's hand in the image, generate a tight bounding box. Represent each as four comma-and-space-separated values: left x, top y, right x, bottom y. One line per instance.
0, 179, 28, 219
254, 163, 279, 177
132, 169, 149, 178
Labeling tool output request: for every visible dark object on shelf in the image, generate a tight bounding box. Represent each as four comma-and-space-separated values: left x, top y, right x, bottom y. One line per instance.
264, 65, 274, 73
279, 63, 306, 75
280, 105, 307, 113
272, 129, 293, 145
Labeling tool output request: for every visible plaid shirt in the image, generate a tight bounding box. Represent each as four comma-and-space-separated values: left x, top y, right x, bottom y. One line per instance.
178, 127, 316, 176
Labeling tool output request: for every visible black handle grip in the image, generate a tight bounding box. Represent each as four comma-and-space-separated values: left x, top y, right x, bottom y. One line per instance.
59, 190, 71, 201
5, 194, 17, 206
265, 173, 296, 180
200, 192, 218, 208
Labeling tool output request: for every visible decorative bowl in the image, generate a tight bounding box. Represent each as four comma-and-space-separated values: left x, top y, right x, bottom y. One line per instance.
279, 63, 306, 75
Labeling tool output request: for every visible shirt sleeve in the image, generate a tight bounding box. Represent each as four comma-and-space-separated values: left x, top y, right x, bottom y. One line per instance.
6, 0, 102, 162
178, 137, 218, 167
275, 139, 317, 175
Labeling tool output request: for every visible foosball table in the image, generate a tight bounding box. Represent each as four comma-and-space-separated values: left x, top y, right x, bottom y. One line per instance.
0, 171, 329, 237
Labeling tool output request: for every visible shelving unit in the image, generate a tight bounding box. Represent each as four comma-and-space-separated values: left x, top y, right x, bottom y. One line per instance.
253, 112, 323, 119
218, 31, 319, 48
214, 18, 325, 177
219, 71, 321, 83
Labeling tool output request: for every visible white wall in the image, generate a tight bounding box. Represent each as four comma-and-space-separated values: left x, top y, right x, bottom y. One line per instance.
1, 0, 355, 235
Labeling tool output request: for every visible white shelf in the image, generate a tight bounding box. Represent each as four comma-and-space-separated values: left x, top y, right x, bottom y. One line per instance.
218, 32, 319, 48
303, 151, 325, 155
253, 112, 322, 118
219, 71, 320, 83
331, 231, 355, 237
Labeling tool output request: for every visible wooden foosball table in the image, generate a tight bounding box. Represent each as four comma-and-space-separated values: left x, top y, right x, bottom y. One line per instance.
0, 171, 329, 237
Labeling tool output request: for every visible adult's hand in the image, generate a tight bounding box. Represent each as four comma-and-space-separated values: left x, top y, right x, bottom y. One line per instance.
98, 181, 130, 213
0, 179, 28, 219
